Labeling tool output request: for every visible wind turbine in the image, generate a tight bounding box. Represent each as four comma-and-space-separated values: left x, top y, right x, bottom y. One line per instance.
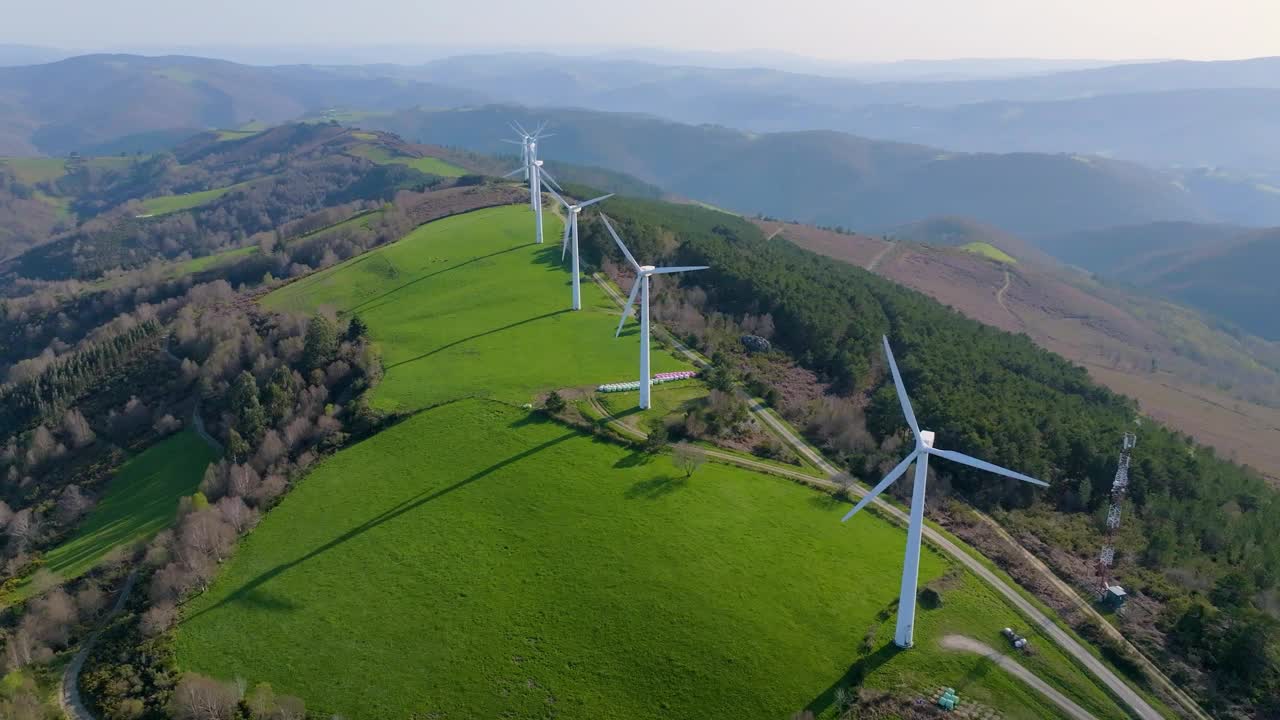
501, 121, 558, 244
843, 336, 1049, 649
543, 179, 612, 310
602, 214, 708, 410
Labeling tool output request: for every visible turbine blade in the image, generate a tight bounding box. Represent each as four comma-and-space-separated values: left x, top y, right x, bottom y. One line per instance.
930, 448, 1049, 487
513, 120, 530, 137
537, 132, 556, 140
648, 265, 709, 276
561, 219, 572, 260
616, 280, 641, 337
539, 167, 562, 190
543, 181, 570, 209
502, 167, 524, 178
842, 452, 917, 521
600, 214, 642, 271
499, 138, 522, 145
578, 193, 614, 209
882, 336, 921, 438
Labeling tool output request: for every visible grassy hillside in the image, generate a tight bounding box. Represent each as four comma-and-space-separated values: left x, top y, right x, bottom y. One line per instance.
960, 242, 1017, 264
347, 142, 466, 177
264, 204, 688, 412
15, 430, 216, 597
137, 180, 249, 216
176, 398, 1124, 720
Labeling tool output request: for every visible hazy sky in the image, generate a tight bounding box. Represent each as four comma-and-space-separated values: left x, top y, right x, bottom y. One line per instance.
5, 0, 1278, 62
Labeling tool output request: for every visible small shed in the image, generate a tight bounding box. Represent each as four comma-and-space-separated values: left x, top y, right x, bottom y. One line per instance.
1104, 585, 1127, 609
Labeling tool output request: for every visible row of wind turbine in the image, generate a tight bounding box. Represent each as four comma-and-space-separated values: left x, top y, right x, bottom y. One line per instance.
499, 120, 1048, 653
501, 120, 701, 408
502, 121, 560, 245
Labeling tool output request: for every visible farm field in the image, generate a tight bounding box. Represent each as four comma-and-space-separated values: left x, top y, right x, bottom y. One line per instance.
264, 204, 687, 412
349, 142, 467, 177
175, 399, 1125, 720
138, 180, 253, 216
961, 241, 1018, 264
8, 430, 216, 601
1, 155, 133, 184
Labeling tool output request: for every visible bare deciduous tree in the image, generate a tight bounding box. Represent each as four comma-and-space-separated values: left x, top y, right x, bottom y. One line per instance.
139, 602, 177, 637
60, 408, 96, 448
179, 510, 236, 563
56, 484, 93, 524
673, 443, 707, 478
216, 496, 260, 535
170, 674, 240, 720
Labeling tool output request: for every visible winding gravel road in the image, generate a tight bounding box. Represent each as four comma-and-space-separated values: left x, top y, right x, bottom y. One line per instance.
941, 635, 1098, 720
60, 569, 139, 720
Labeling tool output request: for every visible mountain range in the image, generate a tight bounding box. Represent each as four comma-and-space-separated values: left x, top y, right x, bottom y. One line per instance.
359, 104, 1280, 234
2, 52, 1280, 178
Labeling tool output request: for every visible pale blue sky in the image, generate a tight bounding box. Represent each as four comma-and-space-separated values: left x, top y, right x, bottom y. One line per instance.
4, 0, 1277, 62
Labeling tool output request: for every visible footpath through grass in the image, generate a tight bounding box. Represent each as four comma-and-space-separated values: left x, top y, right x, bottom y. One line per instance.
10, 431, 216, 600
177, 399, 1123, 720
264, 204, 687, 412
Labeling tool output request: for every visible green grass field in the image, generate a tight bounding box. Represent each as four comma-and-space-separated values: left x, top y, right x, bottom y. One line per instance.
0, 157, 67, 184
138, 181, 252, 216
176, 400, 1123, 720
21, 431, 216, 595
263, 205, 687, 412
348, 143, 467, 177
598, 379, 710, 428
176, 204, 1133, 720
960, 242, 1018, 265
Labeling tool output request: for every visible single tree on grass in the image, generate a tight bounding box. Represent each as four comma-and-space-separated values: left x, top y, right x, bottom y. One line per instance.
544, 391, 566, 414
673, 443, 707, 478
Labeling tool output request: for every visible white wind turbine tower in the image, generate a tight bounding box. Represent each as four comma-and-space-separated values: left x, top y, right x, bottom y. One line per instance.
601, 214, 708, 410
501, 122, 559, 245
543, 180, 612, 310
843, 336, 1049, 649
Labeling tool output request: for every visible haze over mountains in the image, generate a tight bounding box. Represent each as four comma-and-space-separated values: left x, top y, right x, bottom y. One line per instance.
3, 48, 1280, 336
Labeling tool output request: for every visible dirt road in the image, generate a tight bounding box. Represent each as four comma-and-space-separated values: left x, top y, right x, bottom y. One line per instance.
941, 635, 1098, 720
61, 569, 139, 720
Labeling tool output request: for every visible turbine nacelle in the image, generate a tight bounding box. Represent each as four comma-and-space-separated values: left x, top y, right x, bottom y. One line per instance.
918, 430, 936, 449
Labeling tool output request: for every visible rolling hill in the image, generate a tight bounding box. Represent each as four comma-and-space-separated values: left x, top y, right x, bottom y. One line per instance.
385, 54, 1280, 174
0, 54, 485, 156
359, 104, 1280, 234
176, 204, 1131, 720
1042, 222, 1280, 340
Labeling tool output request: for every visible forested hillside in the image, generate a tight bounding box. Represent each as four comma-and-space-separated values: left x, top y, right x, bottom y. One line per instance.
575, 198, 1280, 715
